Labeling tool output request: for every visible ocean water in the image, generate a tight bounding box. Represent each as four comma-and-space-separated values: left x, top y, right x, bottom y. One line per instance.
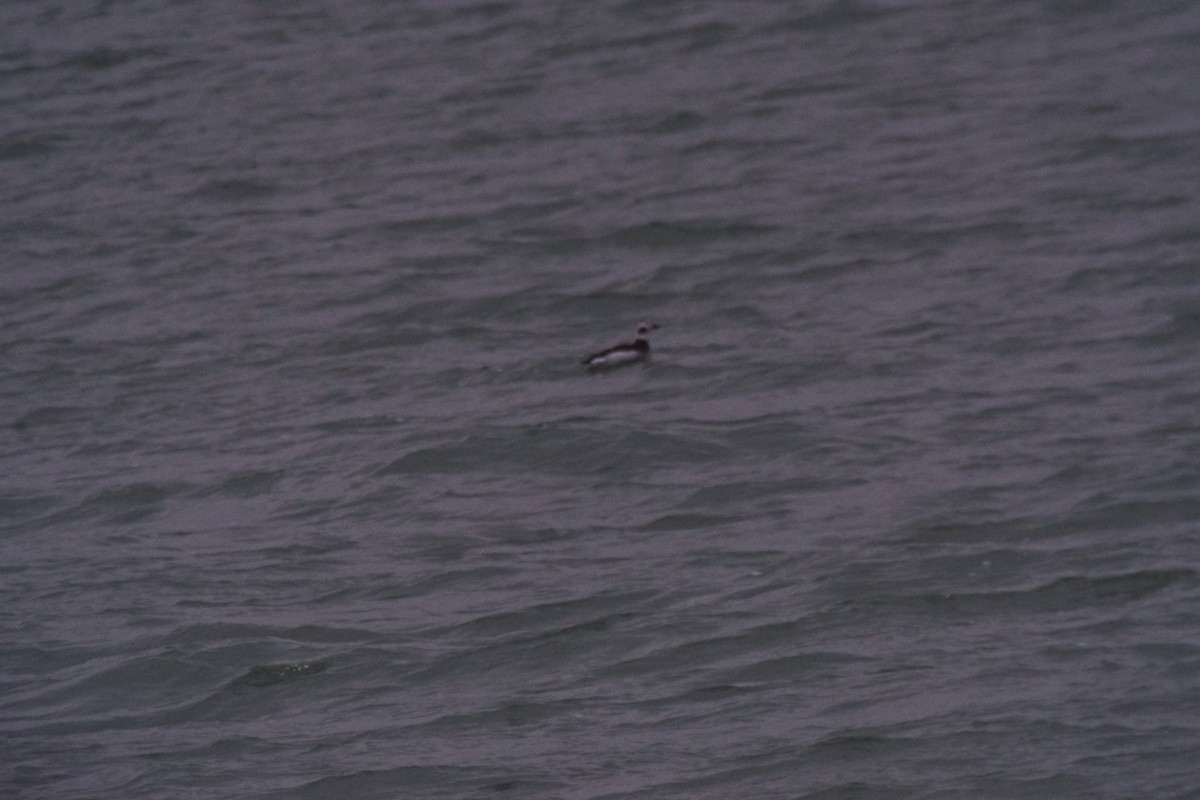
3, 1, 1200, 798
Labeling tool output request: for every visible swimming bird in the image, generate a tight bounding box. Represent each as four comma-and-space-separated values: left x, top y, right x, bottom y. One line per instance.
582, 321, 659, 369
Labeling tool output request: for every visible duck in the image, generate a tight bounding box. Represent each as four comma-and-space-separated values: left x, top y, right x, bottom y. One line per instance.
582, 321, 659, 369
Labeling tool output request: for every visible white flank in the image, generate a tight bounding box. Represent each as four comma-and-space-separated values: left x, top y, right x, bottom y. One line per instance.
588, 348, 643, 368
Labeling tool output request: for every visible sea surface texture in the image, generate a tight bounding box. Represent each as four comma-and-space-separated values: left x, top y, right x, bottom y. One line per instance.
3, 1, 1200, 798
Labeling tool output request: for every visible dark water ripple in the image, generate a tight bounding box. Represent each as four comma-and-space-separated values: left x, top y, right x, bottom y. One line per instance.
4, 0, 1200, 798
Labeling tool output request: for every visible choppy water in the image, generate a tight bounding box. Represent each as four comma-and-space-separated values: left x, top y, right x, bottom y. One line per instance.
3, 1, 1200, 798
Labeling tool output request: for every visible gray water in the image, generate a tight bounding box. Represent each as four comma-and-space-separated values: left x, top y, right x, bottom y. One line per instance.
3, 1, 1200, 798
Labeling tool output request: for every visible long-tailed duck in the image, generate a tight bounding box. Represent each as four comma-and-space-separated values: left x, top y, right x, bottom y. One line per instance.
582, 321, 659, 369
